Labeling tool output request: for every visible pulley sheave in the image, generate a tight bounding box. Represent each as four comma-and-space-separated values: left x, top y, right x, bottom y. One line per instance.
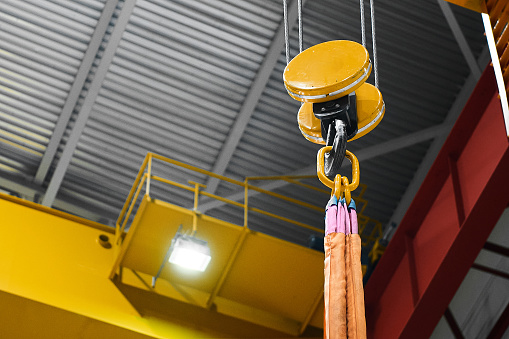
283, 40, 371, 103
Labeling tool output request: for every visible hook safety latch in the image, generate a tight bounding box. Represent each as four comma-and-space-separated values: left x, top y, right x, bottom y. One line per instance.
317, 147, 359, 192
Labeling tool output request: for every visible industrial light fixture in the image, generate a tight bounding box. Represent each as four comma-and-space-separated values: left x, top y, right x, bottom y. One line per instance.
168, 232, 211, 272
152, 226, 211, 288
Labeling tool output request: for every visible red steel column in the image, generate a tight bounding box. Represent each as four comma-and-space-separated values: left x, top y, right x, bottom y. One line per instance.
364, 66, 509, 339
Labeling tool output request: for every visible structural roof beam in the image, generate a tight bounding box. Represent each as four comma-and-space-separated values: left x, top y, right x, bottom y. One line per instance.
198, 123, 448, 213
41, 0, 137, 207
438, 0, 482, 80
205, 0, 306, 195
34, 0, 119, 185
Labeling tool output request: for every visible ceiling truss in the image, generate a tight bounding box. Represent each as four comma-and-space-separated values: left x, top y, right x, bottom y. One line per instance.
34, 0, 119, 185
41, 0, 137, 207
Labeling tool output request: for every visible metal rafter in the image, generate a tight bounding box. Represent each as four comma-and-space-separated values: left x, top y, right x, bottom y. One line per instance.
34, 0, 119, 185
204, 0, 306, 194
386, 47, 490, 231
198, 123, 449, 213
438, 0, 482, 80
41, 0, 138, 207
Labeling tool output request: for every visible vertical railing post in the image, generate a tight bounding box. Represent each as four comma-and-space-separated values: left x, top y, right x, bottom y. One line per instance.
115, 153, 150, 241
188, 181, 206, 235
146, 153, 152, 197
244, 178, 249, 227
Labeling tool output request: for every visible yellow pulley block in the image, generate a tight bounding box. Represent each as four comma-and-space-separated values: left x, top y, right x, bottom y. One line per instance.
283, 40, 371, 103
297, 83, 385, 145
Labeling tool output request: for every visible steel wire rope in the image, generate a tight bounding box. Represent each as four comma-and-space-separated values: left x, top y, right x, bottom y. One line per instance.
283, 0, 290, 65
359, 0, 366, 47
370, 0, 379, 88
298, 0, 303, 53
283, 0, 304, 66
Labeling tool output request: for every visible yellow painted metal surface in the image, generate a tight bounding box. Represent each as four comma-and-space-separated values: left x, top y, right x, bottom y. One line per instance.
112, 197, 325, 335
0, 195, 202, 338
119, 198, 249, 294
0, 290, 151, 339
0, 194, 322, 338
283, 40, 371, 103
119, 269, 307, 336
0, 193, 115, 234
445, 0, 487, 13
218, 230, 323, 323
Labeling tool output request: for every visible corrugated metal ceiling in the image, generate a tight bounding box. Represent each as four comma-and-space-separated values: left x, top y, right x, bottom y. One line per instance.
0, 0, 487, 239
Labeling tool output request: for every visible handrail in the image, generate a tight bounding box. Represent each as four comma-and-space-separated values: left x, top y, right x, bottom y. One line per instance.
115, 152, 382, 245
116, 173, 147, 243
116, 155, 149, 235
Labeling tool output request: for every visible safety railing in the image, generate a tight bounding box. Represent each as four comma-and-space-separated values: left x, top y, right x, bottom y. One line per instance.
115, 152, 383, 248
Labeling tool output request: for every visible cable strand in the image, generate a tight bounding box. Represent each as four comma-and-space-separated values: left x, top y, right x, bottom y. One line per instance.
283, 0, 290, 65
370, 0, 379, 88
359, 0, 366, 47
298, 0, 303, 53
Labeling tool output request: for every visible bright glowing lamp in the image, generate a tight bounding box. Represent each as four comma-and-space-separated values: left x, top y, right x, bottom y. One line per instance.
168, 233, 211, 272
